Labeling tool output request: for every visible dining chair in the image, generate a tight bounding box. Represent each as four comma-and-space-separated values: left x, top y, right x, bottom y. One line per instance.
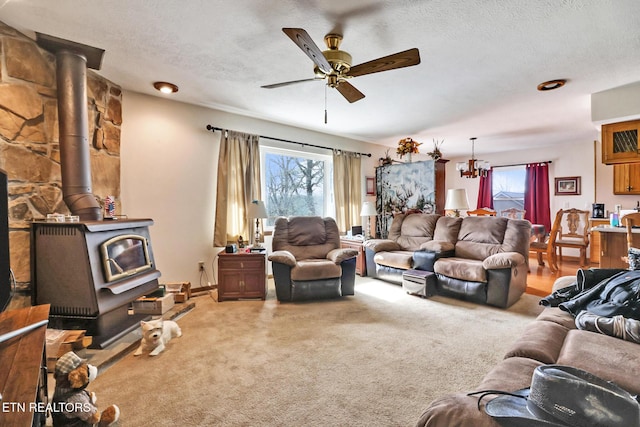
500, 207, 526, 220
549, 208, 591, 270
467, 207, 496, 216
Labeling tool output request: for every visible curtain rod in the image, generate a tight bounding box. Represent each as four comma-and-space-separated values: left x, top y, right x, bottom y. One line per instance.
205, 124, 371, 157
493, 160, 552, 169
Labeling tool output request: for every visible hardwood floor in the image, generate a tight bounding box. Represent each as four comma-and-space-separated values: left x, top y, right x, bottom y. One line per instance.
525, 255, 593, 296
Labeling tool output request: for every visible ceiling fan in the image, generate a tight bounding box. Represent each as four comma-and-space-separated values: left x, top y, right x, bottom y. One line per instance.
261, 28, 421, 103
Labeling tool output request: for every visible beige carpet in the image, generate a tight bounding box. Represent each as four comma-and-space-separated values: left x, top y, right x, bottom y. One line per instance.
89, 277, 543, 426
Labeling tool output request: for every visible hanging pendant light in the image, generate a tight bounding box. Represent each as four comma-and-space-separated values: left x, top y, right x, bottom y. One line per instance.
456, 137, 489, 178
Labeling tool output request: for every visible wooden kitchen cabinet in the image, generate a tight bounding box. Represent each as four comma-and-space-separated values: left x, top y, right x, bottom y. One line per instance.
613, 162, 640, 194
218, 252, 266, 301
588, 218, 610, 264
598, 226, 640, 268
602, 119, 640, 164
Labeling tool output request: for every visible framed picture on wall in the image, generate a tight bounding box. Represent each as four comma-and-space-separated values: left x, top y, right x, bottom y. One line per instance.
555, 176, 581, 195
366, 177, 375, 195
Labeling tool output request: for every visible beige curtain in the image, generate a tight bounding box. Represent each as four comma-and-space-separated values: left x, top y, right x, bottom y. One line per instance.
214, 130, 261, 247
333, 150, 362, 233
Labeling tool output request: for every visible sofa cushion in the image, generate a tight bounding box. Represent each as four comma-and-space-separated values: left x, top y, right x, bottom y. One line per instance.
503, 320, 569, 364
374, 250, 414, 269
433, 216, 463, 243
287, 216, 327, 245
272, 216, 340, 261
291, 259, 342, 281
434, 258, 486, 283
556, 329, 640, 395
388, 213, 439, 250
455, 217, 509, 261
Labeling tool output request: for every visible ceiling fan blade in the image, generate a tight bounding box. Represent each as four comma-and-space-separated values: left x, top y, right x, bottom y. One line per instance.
282, 28, 333, 74
347, 48, 421, 78
261, 78, 321, 89
336, 81, 365, 103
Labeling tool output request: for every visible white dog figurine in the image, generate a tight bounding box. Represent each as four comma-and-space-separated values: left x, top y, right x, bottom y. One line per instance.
134, 318, 182, 356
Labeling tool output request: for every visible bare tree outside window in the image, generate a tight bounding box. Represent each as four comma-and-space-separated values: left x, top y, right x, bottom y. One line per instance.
263, 151, 329, 225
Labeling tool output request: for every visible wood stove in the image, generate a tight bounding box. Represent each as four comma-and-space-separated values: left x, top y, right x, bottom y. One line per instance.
31, 219, 160, 348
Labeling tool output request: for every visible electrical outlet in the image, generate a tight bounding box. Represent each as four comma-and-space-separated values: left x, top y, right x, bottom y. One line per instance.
198, 261, 205, 271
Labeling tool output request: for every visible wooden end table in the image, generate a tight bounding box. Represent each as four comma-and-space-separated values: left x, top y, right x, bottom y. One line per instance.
218, 252, 266, 301
340, 238, 366, 276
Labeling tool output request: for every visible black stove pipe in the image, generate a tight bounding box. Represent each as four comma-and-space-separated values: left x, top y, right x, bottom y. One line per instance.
55, 49, 102, 220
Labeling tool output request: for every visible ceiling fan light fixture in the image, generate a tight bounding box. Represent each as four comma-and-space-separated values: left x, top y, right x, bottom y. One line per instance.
537, 79, 566, 91
153, 81, 179, 94
267, 28, 421, 105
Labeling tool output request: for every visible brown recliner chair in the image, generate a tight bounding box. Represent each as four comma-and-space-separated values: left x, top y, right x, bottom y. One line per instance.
268, 216, 358, 302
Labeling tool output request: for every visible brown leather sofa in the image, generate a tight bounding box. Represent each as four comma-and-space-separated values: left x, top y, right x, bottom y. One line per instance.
416, 306, 640, 426
364, 213, 531, 308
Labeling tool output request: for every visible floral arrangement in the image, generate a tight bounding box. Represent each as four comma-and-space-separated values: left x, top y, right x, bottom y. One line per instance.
396, 137, 421, 158
379, 149, 393, 166
427, 139, 444, 160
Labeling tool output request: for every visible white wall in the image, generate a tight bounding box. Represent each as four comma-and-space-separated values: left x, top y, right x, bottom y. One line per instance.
121, 91, 640, 285
120, 91, 387, 287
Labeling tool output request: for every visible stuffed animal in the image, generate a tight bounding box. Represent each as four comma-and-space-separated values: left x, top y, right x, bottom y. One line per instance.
134, 318, 182, 356
52, 351, 120, 427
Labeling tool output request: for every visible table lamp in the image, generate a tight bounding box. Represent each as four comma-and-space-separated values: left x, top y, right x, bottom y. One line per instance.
444, 189, 469, 217
360, 201, 377, 240
247, 200, 268, 248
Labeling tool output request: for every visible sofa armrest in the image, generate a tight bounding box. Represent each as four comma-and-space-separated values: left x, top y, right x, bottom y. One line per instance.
482, 252, 525, 270
327, 248, 358, 264
268, 250, 297, 267
362, 239, 401, 253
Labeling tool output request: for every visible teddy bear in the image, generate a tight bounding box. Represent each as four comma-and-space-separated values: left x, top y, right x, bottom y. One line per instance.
52, 351, 120, 427
134, 318, 182, 356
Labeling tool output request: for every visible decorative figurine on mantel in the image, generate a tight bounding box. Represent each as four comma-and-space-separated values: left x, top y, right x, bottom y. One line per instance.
379, 149, 393, 166
397, 137, 421, 162
427, 139, 444, 160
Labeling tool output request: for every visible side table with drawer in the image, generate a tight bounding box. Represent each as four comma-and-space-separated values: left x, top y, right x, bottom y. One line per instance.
218, 252, 266, 301
339, 238, 366, 276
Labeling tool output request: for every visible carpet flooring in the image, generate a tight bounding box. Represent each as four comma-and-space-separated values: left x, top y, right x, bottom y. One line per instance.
88, 277, 544, 426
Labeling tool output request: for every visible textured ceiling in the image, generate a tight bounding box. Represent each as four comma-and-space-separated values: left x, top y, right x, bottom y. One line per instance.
2, 0, 640, 156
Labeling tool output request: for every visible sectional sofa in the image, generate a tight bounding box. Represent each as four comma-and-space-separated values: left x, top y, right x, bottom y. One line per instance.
363, 213, 531, 308
416, 305, 640, 426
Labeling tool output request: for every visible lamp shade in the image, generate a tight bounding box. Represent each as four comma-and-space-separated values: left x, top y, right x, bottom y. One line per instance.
360, 201, 377, 216
247, 200, 268, 218
444, 189, 470, 211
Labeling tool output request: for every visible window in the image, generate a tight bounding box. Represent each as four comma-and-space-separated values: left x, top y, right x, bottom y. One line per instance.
492, 165, 525, 213
260, 145, 334, 227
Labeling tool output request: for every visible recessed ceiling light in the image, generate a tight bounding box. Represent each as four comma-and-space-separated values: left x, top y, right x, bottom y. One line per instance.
537, 79, 566, 91
153, 81, 179, 94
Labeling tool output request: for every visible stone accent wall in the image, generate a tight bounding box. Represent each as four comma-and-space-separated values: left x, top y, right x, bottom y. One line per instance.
0, 21, 121, 302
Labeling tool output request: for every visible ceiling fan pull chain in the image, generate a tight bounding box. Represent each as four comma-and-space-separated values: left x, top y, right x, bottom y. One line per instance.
324, 83, 328, 124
